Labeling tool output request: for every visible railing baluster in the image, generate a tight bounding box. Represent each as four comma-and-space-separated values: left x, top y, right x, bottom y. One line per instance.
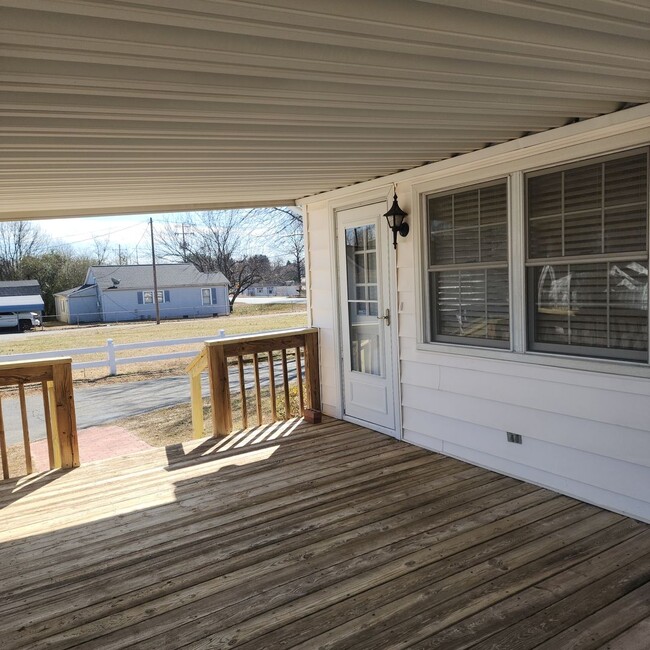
41, 380, 55, 468
46, 380, 62, 468
281, 349, 291, 418
18, 383, 32, 474
295, 347, 304, 415
0, 358, 78, 477
238, 355, 248, 429
190, 328, 319, 437
253, 353, 262, 426
0, 396, 8, 479
268, 351, 277, 421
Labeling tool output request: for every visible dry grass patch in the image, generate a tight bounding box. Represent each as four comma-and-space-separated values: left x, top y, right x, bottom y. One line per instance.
115, 384, 303, 448
2, 304, 307, 387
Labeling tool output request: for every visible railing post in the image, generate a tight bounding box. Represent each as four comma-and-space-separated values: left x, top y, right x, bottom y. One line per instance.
0, 397, 9, 479
46, 380, 62, 468
51, 361, 79, 468
207, 344, 232, 436
190, 372, 205, 439
106, 338, 117, 376
303, 331, 321, 412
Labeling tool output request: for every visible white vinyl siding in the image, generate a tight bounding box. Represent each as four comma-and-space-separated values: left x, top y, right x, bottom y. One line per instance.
302, 111, 650, 522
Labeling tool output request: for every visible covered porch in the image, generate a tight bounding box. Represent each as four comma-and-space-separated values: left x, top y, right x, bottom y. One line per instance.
1, 416, 648, 649
1, 2, 650, 645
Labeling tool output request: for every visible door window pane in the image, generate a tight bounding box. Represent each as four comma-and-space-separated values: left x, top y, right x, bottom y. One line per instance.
345, 224, 381, 375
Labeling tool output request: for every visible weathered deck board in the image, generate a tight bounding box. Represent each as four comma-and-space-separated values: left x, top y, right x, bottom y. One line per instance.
0, 417, 648, 649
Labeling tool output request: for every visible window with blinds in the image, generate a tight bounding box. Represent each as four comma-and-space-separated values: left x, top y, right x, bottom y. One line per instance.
427, 180, 509, 347
526, 150, 649, 361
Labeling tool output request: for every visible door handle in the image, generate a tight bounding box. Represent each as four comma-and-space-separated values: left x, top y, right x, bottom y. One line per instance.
377, 308, 390, 326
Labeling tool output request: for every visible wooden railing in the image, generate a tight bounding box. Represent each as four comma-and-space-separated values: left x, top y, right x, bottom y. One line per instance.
0, 358, 79, 479
187, 328, 320, 438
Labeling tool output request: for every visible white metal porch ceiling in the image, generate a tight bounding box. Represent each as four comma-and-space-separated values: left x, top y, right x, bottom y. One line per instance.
1, 0, 649, 220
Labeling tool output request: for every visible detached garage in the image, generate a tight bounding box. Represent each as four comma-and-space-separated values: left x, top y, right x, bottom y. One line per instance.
0, 280, 45, 329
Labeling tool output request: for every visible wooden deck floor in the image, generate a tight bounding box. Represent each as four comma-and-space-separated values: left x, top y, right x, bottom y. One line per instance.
1, 418, 649, 649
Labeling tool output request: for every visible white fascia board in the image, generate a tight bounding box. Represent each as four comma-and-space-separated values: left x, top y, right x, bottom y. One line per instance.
297, 103, 650, 206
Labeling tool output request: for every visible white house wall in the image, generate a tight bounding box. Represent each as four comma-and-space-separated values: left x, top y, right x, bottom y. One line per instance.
305, 200, 342, 418
302, 107, 650, 522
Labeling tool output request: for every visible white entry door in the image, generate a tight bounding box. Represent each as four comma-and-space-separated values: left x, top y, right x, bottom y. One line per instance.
338, 202, 397, 436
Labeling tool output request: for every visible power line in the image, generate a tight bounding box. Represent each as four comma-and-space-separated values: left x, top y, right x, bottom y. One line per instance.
51, 220, 149, 245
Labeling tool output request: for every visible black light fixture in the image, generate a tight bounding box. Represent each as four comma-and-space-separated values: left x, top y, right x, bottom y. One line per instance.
383, 187, 409, 249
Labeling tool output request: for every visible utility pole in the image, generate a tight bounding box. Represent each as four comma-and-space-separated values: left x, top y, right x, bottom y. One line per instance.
177, 223, 190, 262
150, 217, 161, 325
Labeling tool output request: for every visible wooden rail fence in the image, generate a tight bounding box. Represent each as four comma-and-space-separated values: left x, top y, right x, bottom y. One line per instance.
187, 328, 320, 437
0, 358, 79, 479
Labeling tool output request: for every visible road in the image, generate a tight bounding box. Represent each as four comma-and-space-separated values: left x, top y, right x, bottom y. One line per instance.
2, 360, 296, 446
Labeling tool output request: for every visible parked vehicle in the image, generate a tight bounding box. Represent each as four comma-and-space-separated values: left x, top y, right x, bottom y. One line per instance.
0, 311, 41, 332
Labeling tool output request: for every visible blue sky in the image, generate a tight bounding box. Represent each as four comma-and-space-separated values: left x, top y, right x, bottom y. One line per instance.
35, 211, 287, 262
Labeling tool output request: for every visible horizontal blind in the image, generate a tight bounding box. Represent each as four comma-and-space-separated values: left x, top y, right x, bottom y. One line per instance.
528, 152, 647, 260
526, 150, 648, 362
428, 180, 509, 346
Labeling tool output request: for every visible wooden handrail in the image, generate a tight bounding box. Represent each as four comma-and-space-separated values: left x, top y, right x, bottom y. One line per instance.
187, 328, 320, 438
0, 357, 79, 479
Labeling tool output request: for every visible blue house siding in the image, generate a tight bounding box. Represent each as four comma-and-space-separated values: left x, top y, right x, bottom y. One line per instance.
55, 286, 99, 323
100, 286, 229, 322
68, 289, 100, 324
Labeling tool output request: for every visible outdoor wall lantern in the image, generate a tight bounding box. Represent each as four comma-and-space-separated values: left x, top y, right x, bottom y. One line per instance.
384, 189, 409, 249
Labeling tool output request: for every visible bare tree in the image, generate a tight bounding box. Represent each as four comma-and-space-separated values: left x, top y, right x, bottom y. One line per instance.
156, 210, 268, 307
0, 221, 50, 280
248, 206, 304, 286
90, 237, 111, 265
280, 227, 305, 286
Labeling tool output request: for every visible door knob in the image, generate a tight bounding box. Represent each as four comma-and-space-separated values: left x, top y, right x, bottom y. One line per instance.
377, 308, 390, 326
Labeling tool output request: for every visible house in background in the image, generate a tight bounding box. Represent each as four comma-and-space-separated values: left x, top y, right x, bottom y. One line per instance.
55, 263, 229, 324
0, 280, 45, 328
245, 283, 300, 297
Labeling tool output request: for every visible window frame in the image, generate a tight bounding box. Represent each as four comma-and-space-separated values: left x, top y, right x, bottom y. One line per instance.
201, 287, 213, 305
424, 177, 511, 349
524, 148, 649, 363
142, 289, 168, 304
415, 144, 650, 376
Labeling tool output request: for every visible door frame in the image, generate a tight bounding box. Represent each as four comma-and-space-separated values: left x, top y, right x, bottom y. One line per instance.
332, 191, 403, 439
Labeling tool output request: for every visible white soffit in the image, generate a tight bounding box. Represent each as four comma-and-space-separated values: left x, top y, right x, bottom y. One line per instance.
0, 0, 649, 219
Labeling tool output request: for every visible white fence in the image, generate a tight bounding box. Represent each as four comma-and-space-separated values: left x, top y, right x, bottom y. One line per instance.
1, 330, 226, 376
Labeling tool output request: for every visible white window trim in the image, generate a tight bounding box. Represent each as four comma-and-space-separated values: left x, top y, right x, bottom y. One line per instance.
201, 287, 213, 305
142, 289, 168, 304
424, 177, 511, 349
413, 143, 650, 380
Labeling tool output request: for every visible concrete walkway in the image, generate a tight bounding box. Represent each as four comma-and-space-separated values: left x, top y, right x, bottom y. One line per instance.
29, 425, 153, 472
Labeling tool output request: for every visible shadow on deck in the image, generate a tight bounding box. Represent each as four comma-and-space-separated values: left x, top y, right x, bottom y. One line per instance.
0, 417, 648, 649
